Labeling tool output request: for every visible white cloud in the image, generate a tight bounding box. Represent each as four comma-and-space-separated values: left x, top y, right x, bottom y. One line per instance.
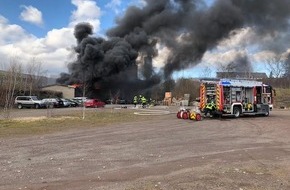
70, 0, 101, 33
19, 5, 44, 26
0, 14, 76, 75
129, 0, 146, 8
0, 15, 28, 44
105, 0, 122, 14
0, 0, 103, 77
37, 48, 74, 74
44, 28, 76, 49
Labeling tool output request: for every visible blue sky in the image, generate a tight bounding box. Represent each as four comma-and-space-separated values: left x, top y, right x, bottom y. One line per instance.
0, 0, 129, 37
0, 0, 139, 77
0, 0, 75, 39
0, 0, 285, 78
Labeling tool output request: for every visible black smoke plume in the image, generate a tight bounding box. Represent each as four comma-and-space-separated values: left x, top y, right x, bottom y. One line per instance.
57, 23, 160, 100
58, 0, 290, 99
226, 54, 253, 73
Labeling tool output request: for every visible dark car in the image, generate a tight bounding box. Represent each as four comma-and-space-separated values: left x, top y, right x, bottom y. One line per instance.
117, 99, 127, 104
55, 98, 64, 108
61, 99, 71, 107
42, 98, 60, 108
106, 99, 114, 104
66, 99, 79, 107
84, 99, 105, 108
42, 98, 64, 108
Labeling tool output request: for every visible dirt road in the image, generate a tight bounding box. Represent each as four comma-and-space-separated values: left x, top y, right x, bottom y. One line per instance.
1, 108, 290, 190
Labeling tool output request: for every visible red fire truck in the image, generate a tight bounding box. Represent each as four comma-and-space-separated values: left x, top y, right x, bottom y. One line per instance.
199, 79, 275, 118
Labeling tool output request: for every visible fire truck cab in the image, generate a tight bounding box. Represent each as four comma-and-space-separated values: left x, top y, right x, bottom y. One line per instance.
199, 79, 274, 118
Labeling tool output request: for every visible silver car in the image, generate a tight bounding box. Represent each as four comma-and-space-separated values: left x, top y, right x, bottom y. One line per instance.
14, 96, 45, 109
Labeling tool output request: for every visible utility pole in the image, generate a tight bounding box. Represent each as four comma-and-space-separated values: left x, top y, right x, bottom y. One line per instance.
82, 69, 86, 120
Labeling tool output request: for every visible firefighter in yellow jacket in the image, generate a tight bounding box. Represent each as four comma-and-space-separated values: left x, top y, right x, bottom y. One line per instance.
204, 98, 216, 117
141, 96, 147, 108
133, 95, 138, 107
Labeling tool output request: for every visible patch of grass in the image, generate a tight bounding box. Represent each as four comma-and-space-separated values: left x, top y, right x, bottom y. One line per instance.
0, 116, 86, 137
274, 88, 290, 108
0, 109, 151, 138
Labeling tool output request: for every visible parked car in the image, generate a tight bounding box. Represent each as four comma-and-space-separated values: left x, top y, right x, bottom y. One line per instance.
42, 98, 64, 108
55, 98, 64, 107
84, 99, 105, 108
42, 98, 59, 108
67, 99, 79, 107
72, 97, 87, 106
106, 99, 114, 104
117, 99, 127, 104
61, 98, 78, 107
14, 96, 45, 109
106, 98, 128, 104
61, 99, 71, 107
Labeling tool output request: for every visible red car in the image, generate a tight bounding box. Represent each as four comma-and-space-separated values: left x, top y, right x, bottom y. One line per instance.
84, 99, 105, 108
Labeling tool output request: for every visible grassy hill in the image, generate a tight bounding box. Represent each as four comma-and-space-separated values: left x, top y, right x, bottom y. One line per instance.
274, 88, 290, 109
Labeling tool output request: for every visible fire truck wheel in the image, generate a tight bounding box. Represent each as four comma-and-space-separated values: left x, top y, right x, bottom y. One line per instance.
233, 106, 241, 118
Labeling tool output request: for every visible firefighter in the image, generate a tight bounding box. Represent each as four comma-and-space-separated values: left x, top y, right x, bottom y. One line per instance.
141, 96, 147, 108
138, 95, 142, 104
149, 98, 155, 106
247, 102, 252, 110
133, 95, 138, 107
204, 98, 216, 117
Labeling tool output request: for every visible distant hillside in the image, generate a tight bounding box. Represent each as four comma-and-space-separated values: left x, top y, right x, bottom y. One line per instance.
44, 77, 57, 86
0, 69, 57, 87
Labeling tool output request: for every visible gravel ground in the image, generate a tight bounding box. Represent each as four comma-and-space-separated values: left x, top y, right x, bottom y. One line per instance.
1, 108, 290, 190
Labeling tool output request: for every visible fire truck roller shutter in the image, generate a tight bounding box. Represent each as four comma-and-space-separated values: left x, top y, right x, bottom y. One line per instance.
200, 84, 206, 111
215, 84, 223, 111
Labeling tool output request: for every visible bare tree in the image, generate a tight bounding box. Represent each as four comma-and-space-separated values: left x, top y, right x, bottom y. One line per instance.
282, 53, 290, 79
199, 66, 213, 78
0, 56, 46, 118
265, 55, 286, 78
25, 57, 45, 95
172, 78, 199, 102
217, 62, 236, 73
1, 57, 23, 118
